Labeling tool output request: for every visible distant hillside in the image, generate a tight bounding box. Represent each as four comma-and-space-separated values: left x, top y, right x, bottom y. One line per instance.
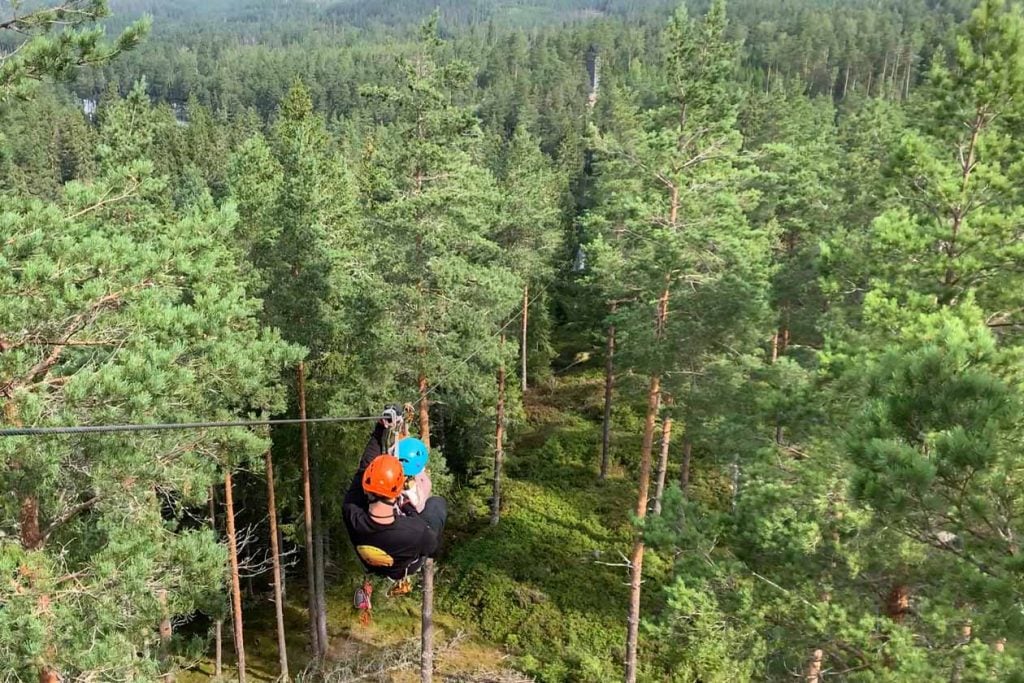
109, 0, 677, 28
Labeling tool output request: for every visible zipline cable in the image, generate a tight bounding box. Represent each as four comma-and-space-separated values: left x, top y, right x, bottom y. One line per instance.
1, 282, 551, 438
0, 415, 381, 438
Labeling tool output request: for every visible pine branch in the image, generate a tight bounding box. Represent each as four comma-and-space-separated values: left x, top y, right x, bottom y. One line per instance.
42, 496, 100, 542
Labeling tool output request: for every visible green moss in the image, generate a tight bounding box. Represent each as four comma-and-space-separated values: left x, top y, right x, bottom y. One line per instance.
440, 412, 636, 682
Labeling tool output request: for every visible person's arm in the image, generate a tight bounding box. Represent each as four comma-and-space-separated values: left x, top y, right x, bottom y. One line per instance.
343, 421, 388, 511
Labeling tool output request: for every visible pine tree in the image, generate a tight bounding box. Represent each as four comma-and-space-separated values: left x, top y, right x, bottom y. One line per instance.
361, 14, 519, 452
580, 2, 772, 679
0, 87, 299, 679
0, 1, 148, 99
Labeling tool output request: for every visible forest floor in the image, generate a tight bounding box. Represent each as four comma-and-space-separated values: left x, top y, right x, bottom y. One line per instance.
182, 372, 639, 682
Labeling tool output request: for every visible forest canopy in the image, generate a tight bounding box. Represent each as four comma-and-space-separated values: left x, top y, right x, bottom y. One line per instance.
3, 0, 1024, 681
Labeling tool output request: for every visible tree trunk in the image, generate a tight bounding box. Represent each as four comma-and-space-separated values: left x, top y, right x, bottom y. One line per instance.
951, 621, 973, 683
297, 362, 319, 658
520, 284, 529, 394
224, 469, 246, 683
158, 589, 174, 683
311, 453, 328, 658
600, 313, 616, 481
652, 416, 673, 517
20, 495, 42, 550
886, 584, 910, 624
421, 558, 435, 683
492, 335, 507, 526
730, 456, 741, 511
771, 325, 786, 446
679, 439, 691, 496
418, 372, 431, 448
209, 488, 223, 679
805, 649, 823, 682
264, 450, 289, 680
624, 373, 662, 683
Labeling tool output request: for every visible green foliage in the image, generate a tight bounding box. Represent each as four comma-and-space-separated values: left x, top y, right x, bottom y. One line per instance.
0, 93, 299, 676
0, 0, 149, 99
443, 422, 633, 682
6, 0, 1024, 680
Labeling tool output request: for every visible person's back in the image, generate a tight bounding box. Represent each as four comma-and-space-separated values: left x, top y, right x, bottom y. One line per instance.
343, 416, 447, 581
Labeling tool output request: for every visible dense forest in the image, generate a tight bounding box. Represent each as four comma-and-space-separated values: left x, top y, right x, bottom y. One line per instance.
3, 0, 1024, 681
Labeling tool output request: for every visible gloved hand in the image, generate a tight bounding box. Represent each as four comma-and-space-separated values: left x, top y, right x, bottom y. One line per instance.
381, 403, 404, 428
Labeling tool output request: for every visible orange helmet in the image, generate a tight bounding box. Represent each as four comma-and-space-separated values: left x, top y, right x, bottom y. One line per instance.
362, 454, 405, 499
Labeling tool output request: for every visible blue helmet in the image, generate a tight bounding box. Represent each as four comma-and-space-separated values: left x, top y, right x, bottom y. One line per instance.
396, 437, 429, 476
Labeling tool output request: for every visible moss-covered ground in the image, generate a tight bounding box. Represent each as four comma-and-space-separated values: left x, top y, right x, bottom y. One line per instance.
183, 373, 641, 682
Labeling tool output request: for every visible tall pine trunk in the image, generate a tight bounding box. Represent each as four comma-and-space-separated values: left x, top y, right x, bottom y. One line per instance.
311, 453, 328, 657
600, 310, 616, 480
805, 649, 823, 682
680, 438, 692, 495
492, 334, 507, 526
264, 450, 289, 680
624, 373, 662, 683
651, 415, 673, 516
20, 495, 51, 682
20, 495, 42, 550
418, 372, 432, 447
520, 284, 529, 393
421, 558, 435, 683
297, 362, 320, 658
224, 469, 246, 683
625, 286, 669, 683
158, 589, 174, 683
209, 488, 223, 679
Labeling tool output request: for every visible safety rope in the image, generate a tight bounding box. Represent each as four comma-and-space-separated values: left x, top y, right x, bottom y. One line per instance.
0, 415, 380, 438
0, 282, 550, 439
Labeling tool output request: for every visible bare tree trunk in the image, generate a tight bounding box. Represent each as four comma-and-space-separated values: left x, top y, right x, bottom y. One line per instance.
651, 415, 673, 517
903, 47, 913, 100
418, 372, 431, 448
311, 454, 328, 658
224, 469, 246, 683
20, 495, 42, 550
158, 589, 174, 683
209, 488, 223, 679
492, 335, 507, 526
297, 362, 319, 659
679, 439, 691, 496
730, 455, 741, 511
805, 649, 823, 682
886, 584, 910, 624
600, 311, 616, 481
520, 284, 529, 394
771, 317, 789, 446
264, 450, 289, 680
951, 621, 973, 683
624, 372, 662, 683
21, 495, 58, 683
421, 558, 435, 683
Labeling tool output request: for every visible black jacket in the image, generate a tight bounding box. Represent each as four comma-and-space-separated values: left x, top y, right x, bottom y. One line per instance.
342, 422, 439, 579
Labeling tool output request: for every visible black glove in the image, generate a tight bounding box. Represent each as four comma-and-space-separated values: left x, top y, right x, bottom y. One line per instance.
381, 403, 404, 428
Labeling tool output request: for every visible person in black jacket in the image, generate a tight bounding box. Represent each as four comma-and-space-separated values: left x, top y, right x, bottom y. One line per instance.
343, 417, 448, 582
